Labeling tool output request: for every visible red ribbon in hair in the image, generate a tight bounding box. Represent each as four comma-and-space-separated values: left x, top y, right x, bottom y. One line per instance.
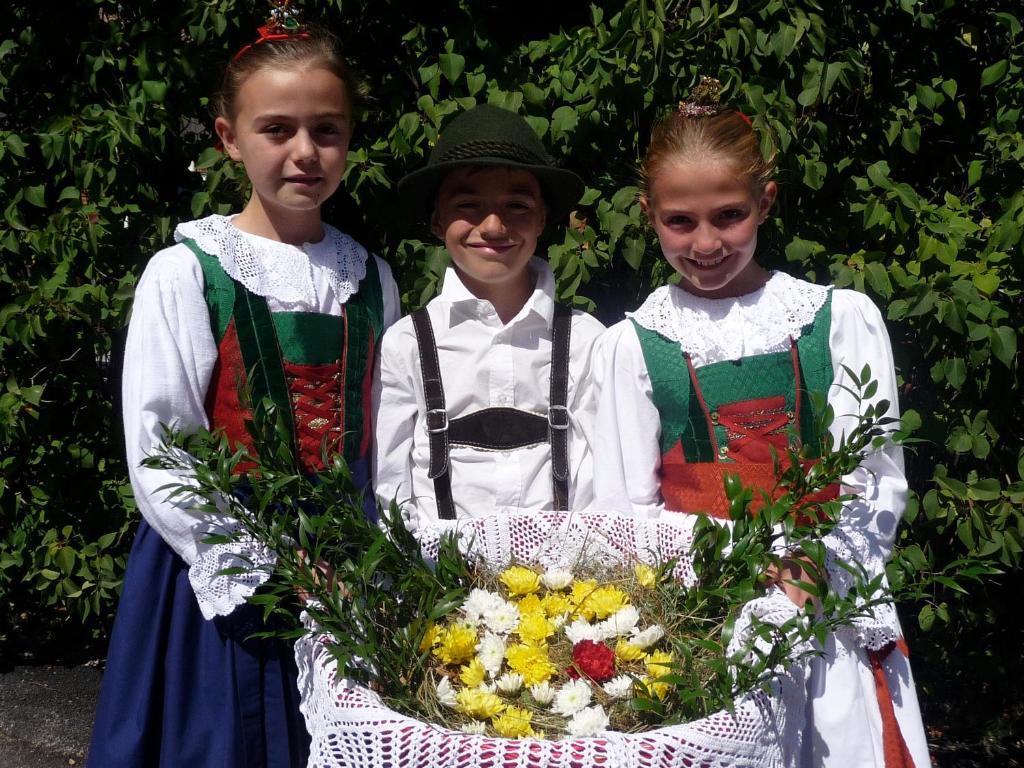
232, 23, 311, 63
736, 110, 753, 127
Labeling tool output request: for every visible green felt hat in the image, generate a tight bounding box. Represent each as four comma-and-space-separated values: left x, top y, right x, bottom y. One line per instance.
397, 104, 585, 223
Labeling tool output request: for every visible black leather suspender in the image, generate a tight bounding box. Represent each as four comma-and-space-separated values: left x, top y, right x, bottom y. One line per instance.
410, 303, 573, 520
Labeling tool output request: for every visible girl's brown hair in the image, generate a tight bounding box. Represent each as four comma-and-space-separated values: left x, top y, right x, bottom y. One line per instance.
641, 107, 776, 198
213, 25, 366, 119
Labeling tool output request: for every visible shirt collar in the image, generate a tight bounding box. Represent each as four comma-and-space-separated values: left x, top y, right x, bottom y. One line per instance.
437, 256, 556, 324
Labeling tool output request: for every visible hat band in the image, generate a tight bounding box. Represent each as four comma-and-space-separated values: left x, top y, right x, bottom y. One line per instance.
437, 140, 552, 167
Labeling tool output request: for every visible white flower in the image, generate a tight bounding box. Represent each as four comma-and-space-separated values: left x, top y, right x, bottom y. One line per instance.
529, 681, 555, 706
476, 682, 497, 694
435, 676, 458, 708
496, 672, 523, 694
476, 632, 506, 678
483, 600, 521, 635
630, 624, 666, 649
567, 705, 610, 737
550, 614, 568, 630
602, 675, 634, 699
460, 720, 486, 734
600, 606, 641, 638
553, 679, 592, 717
565, 617, 602, 644
541, 568, 573, 590
462, 588, 504, 624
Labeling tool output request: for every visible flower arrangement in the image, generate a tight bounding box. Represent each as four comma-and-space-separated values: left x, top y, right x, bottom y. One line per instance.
419, 562, 678, 738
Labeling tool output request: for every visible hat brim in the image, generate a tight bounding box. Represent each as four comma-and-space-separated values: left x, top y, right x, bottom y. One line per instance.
397, 158, 585, 226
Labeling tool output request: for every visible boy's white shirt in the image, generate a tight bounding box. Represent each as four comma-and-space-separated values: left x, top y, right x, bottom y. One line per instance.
122, 216, 400, 617
372, 257, 605, 531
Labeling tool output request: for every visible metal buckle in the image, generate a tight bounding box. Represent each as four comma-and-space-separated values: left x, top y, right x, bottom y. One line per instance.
548, 405, 570, 430
425, 408, 449, 434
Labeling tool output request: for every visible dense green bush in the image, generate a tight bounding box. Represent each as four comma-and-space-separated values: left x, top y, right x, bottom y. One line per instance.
1, 0, 1020, 753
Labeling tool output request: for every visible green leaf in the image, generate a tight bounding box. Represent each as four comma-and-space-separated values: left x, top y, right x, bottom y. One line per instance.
621, 236, 646, 270
967, 160, 984, 187
142, 80, 168, 103
550, 106, 578, 140
24, 185, 46, 208
438, 53, 465, 84
5, 134, 27, 157
980, 60, 1009, 88
990, 326, 1017, 368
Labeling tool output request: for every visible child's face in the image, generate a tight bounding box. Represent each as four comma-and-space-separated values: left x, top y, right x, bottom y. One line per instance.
431, 166, 547, 295
215, 66, 352, 218
642, 159, 777, 299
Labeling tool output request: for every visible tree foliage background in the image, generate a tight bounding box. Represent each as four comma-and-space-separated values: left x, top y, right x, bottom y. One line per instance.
1, 0, 1021, 756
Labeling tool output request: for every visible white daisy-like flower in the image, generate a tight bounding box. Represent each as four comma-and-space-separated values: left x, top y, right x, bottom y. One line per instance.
476, 632, 506, 678
600, 605, 641, 638
496, 672, 524, 695
540, 568, 573, 590
553, 679, 592, 717
550, 614, 568, 630
475, 682, 498, 694
602, 675, 634, 699
567, 705, 610, 737
529, 681, 556, 706
565, 617, 602, 644
630, 624, 666, 649
460, 720, 487, 735
435, 676, 458, 708
462, 588, 504, 624
483, 600, 521, 635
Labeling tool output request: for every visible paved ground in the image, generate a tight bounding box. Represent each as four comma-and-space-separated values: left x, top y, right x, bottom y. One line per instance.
0, 665, 101, 768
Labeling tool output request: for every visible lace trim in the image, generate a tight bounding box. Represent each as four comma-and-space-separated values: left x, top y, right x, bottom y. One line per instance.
629, 272, 830, 365
174, 215, 368, 310
188, 521, 277, 620
821, 530, 900, 651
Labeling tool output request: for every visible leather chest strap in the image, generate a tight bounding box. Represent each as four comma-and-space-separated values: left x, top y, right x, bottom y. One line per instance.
549, 302, 572, 511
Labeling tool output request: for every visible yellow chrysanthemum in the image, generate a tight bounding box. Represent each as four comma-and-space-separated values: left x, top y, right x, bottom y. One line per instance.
516, 611, 555, 645
641, 676, 670, 700
499, 566, 542, 596
645, 650, 674, 680
587, 585, 630, 620
540, 592, 572, 618
634, 563, 657, 589
434, 623, 478, 665
491, 706, 535, 738
456, 688, 505, 719
459, 657, 486, 688
615, 638, 646, 662
505, 643, 557, 685
418, 622, 441, 653
517, 594, 543, 615
569, 579, 599, 618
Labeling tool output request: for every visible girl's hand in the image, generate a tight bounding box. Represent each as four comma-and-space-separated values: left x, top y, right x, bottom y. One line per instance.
765, 555, 820, 609
295, 548, 347, 604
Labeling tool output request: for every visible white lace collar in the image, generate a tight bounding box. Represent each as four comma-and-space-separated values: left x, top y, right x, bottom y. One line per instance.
174, 214, 368, 309
628, 271, 830, 365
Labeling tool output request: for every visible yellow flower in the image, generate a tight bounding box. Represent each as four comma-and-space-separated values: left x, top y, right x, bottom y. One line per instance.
434, 623, 478, 665
491, 706, 535, 738
517, 594, 543, 615
569, 579, 599, 618
540, 593, 572, 618
634, 563, 657, 589
615, 639, 646, 662
499, 566, 542, 596
459, 657, 486, 688
645, 650, 674, 680
418, 622, 441, 653
505, 643, 557, 685
640, 676, 670, 700
456, 687, 505, 719
587, 585, 629, 620
517, 611, 555, 645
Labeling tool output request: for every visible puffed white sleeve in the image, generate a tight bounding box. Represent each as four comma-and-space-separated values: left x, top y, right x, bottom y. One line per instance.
565, 312, 606, 510
122, 245, 275, 620
372, 319, 426, 530
373, 255, 402, 330
822, 289, 907, 649
590, 320, 665, 517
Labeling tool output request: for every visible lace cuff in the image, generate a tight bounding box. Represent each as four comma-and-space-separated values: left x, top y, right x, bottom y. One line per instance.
821, 530, 900, 651
188, 523, 278, 620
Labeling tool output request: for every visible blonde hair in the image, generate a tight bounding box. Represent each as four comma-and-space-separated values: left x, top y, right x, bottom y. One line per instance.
641, 109, 776, 197
213, 25, 365, 119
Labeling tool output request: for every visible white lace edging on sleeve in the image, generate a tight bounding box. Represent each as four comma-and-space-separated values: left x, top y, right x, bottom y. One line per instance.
188, 521, 278, 620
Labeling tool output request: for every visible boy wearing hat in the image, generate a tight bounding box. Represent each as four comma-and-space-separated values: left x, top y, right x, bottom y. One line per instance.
373, 104, 604, 528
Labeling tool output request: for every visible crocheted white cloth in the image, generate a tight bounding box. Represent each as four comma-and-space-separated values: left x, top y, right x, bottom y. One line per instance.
174, 214, 368, 311
294, 512, 810, 768
628, 272, 830, 366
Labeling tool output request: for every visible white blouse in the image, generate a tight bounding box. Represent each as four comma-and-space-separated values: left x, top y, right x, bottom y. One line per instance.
122, 215, 399, 617
373, 258, 605, 532
591, 272, 906, 650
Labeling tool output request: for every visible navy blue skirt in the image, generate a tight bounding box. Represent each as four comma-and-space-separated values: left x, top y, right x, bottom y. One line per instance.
88, 519, 310, 768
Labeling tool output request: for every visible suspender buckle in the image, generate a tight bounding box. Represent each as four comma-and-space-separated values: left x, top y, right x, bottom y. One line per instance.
425, 408, 449, 434
548, 405, 570, 431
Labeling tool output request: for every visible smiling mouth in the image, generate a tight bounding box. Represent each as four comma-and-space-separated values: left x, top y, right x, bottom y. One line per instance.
468, 242, 518, 253
284, 175, 323, 185
688, 253, 729, 268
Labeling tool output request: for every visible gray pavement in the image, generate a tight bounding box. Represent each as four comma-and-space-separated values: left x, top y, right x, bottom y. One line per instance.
0, 665, 101, 768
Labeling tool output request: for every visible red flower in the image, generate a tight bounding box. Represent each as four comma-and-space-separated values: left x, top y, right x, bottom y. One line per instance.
570, 640, 616, 683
